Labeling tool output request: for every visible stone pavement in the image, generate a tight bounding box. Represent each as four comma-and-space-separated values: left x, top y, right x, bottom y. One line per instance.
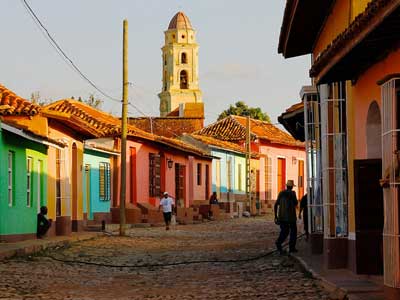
293, 237, 385, 300
0, 217, 334, 300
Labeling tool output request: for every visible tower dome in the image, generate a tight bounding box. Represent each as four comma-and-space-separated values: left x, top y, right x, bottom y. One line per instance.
168, 11, 193, 30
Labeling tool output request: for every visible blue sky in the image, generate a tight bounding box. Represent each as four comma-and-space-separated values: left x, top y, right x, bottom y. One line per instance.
2, 0, 310, 125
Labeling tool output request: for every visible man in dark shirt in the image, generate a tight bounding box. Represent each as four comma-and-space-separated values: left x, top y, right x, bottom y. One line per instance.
37, 206, 52, 238
274, 180, 298, 254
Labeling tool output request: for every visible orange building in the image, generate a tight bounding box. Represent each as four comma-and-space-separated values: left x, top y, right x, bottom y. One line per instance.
279, 0, 400, 297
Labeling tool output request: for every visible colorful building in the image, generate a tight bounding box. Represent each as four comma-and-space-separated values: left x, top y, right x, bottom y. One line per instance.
197, 115, 306, 212
0, 85, 55, 241
180, 133, 254, 216
279, 0, 400, 297
83, 140, 119, 225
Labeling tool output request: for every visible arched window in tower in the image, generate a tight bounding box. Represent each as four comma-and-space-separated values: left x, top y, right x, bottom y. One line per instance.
181, 52, 187, 64
164, 71, 167, 91
180, 70, 188, 89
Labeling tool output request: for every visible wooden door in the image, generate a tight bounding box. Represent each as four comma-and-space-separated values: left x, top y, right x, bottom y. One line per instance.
354, 159, 383, 274
205, 164, 210, 200
175, 164, 186, 208
72, 143, 78, 231
298, 160, 304, 198
277, 158, 286, 193
130, 147, 137, 204
85, 164, 91, 220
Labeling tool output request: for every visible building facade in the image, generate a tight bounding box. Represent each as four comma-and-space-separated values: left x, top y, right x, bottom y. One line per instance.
278, 0, 400, 297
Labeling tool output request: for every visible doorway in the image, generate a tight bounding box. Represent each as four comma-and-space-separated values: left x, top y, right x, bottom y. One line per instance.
277, 158, 286, 193
175, 163, 186, 208
72, 143, 78, 231
85, 164, 91, 220
354, 159, 383, 274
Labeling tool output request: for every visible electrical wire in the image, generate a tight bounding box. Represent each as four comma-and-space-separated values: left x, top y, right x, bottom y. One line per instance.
42, 233, 306, 269
20, 0, 121, 103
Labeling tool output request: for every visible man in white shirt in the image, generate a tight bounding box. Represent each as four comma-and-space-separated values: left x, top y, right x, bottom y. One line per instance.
158, 192, 175, 230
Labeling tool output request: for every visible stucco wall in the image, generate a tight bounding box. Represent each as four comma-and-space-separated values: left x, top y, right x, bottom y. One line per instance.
259, 144, 306, 200
0, 129, 47, 236
83, 150, 112, 219
313, 0, 372, 59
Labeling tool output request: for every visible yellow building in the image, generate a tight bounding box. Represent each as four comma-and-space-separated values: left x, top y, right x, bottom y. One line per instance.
158, 12, 203, 117
279, 0, 400, 297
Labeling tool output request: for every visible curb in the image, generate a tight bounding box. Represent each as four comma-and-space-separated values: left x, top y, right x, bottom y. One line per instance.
292, 254, 349, 300
0, 233, 101, 261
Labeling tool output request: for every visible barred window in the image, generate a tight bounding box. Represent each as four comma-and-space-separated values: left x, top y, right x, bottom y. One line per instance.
149, 154, 161, 197
26, 157, 33, 207
8, 151, 14, 207
99, 162, 111, 201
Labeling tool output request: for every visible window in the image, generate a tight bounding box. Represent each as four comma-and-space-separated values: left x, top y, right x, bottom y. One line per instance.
149, 153, 161, 197
26, 157, 33, 207
8, 151, 14, 207
99, 162, 111, 201
197, 163, 202, 185
321, 81, 348, 237
164, 54, 167, 66
264, 157, 272, 200
180, 70, 188, 89
181, 52, 187, 64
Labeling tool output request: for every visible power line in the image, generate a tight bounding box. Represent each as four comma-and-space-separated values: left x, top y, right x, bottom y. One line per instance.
20, 0, 121, 103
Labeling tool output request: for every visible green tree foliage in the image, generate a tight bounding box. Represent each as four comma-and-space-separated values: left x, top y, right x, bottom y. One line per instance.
217, 101, 271, 122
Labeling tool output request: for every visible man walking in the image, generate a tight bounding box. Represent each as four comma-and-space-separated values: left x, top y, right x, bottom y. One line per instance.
159, 192, 175, 230
274, 180, 298, 254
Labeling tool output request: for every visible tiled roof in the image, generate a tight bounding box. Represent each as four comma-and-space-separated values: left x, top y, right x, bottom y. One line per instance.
42, 100, 120, 138
42, 99, 152, 139
190, 134, 246, 154
310, 0, 400, 80
284, 102, 304, 114
198, 115, 304, 147
155, 135, 212, 158
197, 116, 256, 142
0, 84, 40, 116
168, 11, 193, 30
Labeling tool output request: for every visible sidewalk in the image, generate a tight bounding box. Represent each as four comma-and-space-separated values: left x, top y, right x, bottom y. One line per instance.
293, 237, 385, 300
0, 232, 101, 260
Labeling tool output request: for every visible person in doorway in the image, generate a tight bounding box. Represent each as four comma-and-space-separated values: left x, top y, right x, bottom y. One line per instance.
159, 192, 175, 230
37, 206, 52, 239
299, 190, 309, 241
209, 192, 219, 205
274, 180, 298, 254
208, 192, 219, 219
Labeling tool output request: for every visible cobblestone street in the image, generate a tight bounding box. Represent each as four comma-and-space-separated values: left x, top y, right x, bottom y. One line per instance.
0, 218, 331, 300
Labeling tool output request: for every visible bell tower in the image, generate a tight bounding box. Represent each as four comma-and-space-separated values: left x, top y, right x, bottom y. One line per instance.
158, 11, 203, 117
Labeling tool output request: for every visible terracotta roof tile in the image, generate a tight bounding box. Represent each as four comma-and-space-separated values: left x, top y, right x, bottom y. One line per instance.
168, 11, 193, 30
310, 0, 399, 79
0, 84, 40, 116
190, 134, 246, 154
198, 115, 304, 147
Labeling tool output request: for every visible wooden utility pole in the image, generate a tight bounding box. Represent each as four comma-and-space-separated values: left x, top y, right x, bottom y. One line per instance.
245, 115, 251, 214
119, 19, 128, 236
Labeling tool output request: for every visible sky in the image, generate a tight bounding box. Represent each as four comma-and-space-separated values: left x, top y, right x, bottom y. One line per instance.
2, 0, 311, 125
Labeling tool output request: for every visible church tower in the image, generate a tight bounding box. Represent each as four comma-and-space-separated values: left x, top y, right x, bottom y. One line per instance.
158, 12, 203, 117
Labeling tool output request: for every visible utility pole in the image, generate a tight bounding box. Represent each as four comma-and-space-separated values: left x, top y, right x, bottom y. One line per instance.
245, 115, 251, 214
119, 19, 128, 236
